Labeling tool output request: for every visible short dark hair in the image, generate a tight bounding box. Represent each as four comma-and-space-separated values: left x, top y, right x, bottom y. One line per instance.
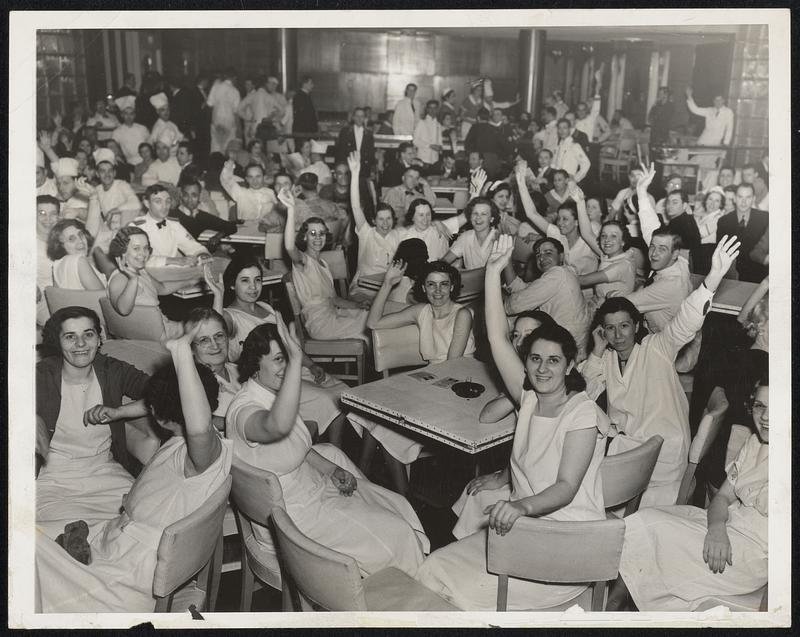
145, 360, 219, 429
666, 188, 686, 204
464, 196, 500, 227
736, 182, 756, 196
180, 179, 202, 192
718, 165, 735, 175
651, 225, 683, 251
222, 253, 263, 306
273, 170, 294, 185
297, 172, 318, 190
556, 117, 571, 127
373, 202, 397, 227
108, 226, 150, 259
543, 106, 557, 118
246, 139, 262, 153
245, 162, 265, 176
144, 183, 170, 200
413, 260, 462, 303
46, 219, 95, 261
237, 323, 287, 383
295, 216, 327, 252
592, 297, 648, 345
520, 323, 585, 393
404, 83, 418, 95
177, 140, 194, 155
477, 108, 491, 121
532, 236, 565, 257
40, 306, 103, 358
404, 198, 433, 226
598, 220, 631, 252
556, 200, 578, 221
392, 238, 428, 282
398, 141, 414, 154
138, 142, 154, 157
426, 99, 439, 109
552, 168, 569, 181
37, 195, 61, 211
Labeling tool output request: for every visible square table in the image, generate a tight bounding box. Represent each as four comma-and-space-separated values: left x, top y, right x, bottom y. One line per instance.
341, 357, 515, 455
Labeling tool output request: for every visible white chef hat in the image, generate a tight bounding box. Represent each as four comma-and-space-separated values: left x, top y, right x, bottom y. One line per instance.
149, 92, 169, 110
310, 139, 328, 155
115, 95, 136, 112
443, 87, 455, 98
36, 147, 45, 169
156, 127, 179, 148
54, 157, 80, 178
93, 148, 116, 166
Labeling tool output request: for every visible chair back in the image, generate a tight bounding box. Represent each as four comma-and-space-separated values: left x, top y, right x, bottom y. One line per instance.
320, 248, 350, 297
372, 324, 425, 376
725, 423, 752, 468
600, 435, 663, 515
487, 517, 625, 610
452, 190, 469, 210
152, 475, 232, 607
270, 507, 368, 611
618, 130, 638, 154
44, 287, 107, 334
99, 297, 166, 341
458, 267, 485, 303
264, 233, 284, 260
282, 274, 309, 346
230, 456, 286, 525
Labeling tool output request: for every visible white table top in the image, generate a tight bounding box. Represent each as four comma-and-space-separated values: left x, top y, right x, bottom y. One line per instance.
198, 221, 265, 244
341, 357, 514, 454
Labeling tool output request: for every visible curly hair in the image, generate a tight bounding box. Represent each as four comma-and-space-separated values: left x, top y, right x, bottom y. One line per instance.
598, 219, 632, 253
222, 253, 263, 306
393, 238, 428, 283
39, 306, 103, 358
412, 260, 462, 303
372, 202, 397, 228
144, 360, 220, 431
295, 216, 328, 252
46, 219, 94, 261
520, 323, 585, 393
464, 196, 500, 228
236, 323, 287, 383
404, 198, 434, 227
183, 307, 227, 344
108, 226, 151, 259
591, 296, 649, 346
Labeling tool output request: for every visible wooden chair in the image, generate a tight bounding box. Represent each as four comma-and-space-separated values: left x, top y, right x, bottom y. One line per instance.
319, 248, 350, 297
229, 457, 289, 611
282, 274, 366, 385
601, 434, 664, 516
152, 475, 232, 612
270, 507, 456, 611
676, 387, 729, 505
99, 297, 166, 341
44, 286, 107, 334
488, 517, 626, 611
725, 423, 752, 467
371, 324, 425, 378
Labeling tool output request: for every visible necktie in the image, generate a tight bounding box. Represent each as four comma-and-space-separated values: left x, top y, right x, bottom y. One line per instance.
405, 190, 416, 196
643, 272, 656, 287
739, 216, 747, 228
156, 219, 167, 229
410, 101, 415, 114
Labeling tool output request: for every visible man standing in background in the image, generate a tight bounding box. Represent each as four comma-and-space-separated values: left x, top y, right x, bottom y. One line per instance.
392, 83, 419, 136
207, 67, 241, 153
292, 76, 318, 135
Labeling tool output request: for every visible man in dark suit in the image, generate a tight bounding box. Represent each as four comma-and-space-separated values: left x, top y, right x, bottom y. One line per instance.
292, 76, 318, 135
335, 106, 375, 175
464, 107, 506, 179
715, 182, 768, 282
171, 74, 212, 161
381, 141, 424, 188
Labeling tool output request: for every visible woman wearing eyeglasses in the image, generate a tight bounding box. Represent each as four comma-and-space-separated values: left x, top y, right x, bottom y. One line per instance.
282, 188, 370, 341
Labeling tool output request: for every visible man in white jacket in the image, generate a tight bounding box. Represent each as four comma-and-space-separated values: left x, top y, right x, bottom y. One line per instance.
413, 100, 443, 167
392, 83, 419, 136
207, 68, 241, 153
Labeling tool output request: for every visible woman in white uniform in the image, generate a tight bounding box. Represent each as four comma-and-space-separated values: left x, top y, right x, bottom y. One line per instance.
226, 319, 429, 577
346, 151, 403, 299
580, 235, 741, 507
399, 199, 450, 262
607, 376, 769, 611
36, 324, 232, 612
201, 258, 350, 448
359, 259, 476, 495
416, 235, 609, 611
443, 197, 500, 270
282, 189, 370, 341
511, 161, 599, 276
47, 219, 106, 290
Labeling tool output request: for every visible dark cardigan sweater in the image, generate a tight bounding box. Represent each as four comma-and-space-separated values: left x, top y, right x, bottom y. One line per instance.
36, 352, 150, 476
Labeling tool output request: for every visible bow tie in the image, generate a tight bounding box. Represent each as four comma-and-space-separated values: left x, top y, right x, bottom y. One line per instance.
405, 189, 418, 196
156, 219, 167, 229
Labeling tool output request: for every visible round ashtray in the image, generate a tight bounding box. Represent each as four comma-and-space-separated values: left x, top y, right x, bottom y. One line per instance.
451, 381, 485, 399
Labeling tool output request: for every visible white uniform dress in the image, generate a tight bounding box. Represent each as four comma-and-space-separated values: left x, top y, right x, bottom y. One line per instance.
36, 436, 232, 613
223, 301, 348, 435
226, 379, 429, 577
349, 225, 403, 298
219, 176, 277, 221
52, 254, 106, 290
107, 269, 183, 339
416, 391, 609, 611
207, 79, 241, 154
448, 228, 497, 270
580, 284, 714, 507
619, 433, 767, 611
291, 255, 368, 341
545, 225, 599, 276
400, 225, 449, 262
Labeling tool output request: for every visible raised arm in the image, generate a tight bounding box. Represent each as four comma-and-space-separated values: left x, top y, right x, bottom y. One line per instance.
108, 259, 141, 315
280, 188, 304, 265
203, 264, 225, 315
38, 130, 60, 165
485, 235, 526, 403
347, 151, 368, 231
572, 182, 602, 257
76, 256, 105, 290
685, 87, 706, 117
73, 177, 103, 238
635, 162, 661, 245
242, 315, 304, 444
219, 159, 241, 200
514, 159, 551, 235
365, 260, 421, 329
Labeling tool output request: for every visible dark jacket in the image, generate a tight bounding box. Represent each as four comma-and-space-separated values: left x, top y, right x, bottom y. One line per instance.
716, 208, 769, 282
37, 352, 150, 476
169, 207, 237, 239
335, 125, 376, 173
648, 100, 674, 146
292, 88, 318, 134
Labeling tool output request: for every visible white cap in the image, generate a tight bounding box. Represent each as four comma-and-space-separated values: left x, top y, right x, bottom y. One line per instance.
443, 87, 454, 98
93, 148, 116, 166
149, 92, 169, 110
156, 127, 179, 147
36, 147, 45, 169
310, 139, 328, 155
115, 95, 136, 112
54, 157, 80, 178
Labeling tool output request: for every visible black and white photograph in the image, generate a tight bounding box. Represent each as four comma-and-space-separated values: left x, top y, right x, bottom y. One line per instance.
8, 7, 791, 629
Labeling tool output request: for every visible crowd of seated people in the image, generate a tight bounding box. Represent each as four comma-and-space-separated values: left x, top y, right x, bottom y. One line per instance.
33, 62, 771, 615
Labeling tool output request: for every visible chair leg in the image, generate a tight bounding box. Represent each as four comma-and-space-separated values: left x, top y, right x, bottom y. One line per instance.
239, 550, 255, 612
207, 532, 223, 611
356, 353, 365, 385
496, 575, 509, 611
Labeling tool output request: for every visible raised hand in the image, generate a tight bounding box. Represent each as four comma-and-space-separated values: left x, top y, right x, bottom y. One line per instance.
347, 151, 361, 174
383, 259, 407, 287
591, 324, 609, 357
203, 266, 224, 298
594, 62, 605, 88
331, 467, 357, 497
275, 312, 303, 363
75, 176, 96, 198
637, 161, 657, 193
37, 130, 52, 150
566, 179, 584, 201
116, 256, 139, 279
486, 234, 514, 272
514, 159, 528, 182
470, 168, 488, 197
685, 86, 694, 99
707, 235, 740, 291
164, 321, 202, 354
277, 186, 295, 211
